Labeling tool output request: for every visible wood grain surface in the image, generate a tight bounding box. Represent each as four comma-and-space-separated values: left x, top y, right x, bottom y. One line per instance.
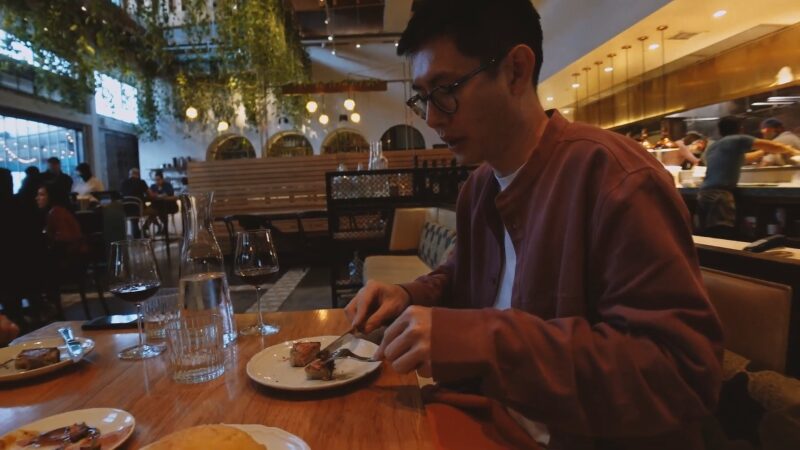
0, 310, 433, 450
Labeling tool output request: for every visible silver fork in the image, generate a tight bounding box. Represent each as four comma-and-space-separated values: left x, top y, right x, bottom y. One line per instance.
329, 348, 379, 362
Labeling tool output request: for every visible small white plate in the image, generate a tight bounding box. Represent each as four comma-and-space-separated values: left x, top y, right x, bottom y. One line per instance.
141, 424, 309, 450
246, 335, 381, 391
0, 408, 135, 449
0, 337, 95, 382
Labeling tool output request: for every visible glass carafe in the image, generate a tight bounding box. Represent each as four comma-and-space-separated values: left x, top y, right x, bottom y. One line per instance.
179, 192, 237, 346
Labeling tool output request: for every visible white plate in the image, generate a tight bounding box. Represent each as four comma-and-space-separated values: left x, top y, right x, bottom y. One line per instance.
0, 408, 135, 449
0, 337, 95, 382
246, 335, 381, 391
140, 424, 309, 450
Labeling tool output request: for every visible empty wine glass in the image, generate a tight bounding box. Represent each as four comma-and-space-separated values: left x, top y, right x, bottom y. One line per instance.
235, 230, 280, 336
108, 239, 164, 360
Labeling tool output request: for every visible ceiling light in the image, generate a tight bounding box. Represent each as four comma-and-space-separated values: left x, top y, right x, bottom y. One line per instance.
604, 67, 614, 73
217, 121, 229, 132
324, 18, 329, 25
185, 107, 198, 119
305, 100, 318, 113
562, 109, 571, 114
344, 98, 356, 111
331, 50, 336, 56
767, 96, 800, 102
394, 42, 399, 47
546, 96, 554, 102
319, 114, 330, 125
350, 112, 361, 123
571, 83, 580, 89
81, 6, 87, 12
713, 10, 727, 18
328, 35, 334, 41
751, 102, 794, 106
649, 43, 660, 51
355, 43, 361, 49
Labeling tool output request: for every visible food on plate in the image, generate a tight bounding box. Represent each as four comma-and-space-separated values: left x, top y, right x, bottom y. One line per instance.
11, 422, 100, 448
0, 429, 37, 449
146, 424, 266, 450
304, 358, 335, 380
289, 341, 320, 367
14, 347, 61, 370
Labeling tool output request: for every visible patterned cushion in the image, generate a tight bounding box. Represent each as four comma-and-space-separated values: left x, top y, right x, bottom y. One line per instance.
703, 350, 800, 450
418, 221, 457, 269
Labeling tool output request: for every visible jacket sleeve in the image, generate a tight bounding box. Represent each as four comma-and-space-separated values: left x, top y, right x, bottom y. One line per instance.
428, 168, 724, 438
399, 244, 457, 307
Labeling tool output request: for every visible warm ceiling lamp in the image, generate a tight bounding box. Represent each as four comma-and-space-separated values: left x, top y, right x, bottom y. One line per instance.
185, 107, 198, 120
217, 121, 229, 132
604, 67, 614, 73
350, 112, 361, 123
713, 10, 727, 18
571, 83, 580, 89
306, 100, 318, 113
546, 96, 554, 102
648, 43, 660, 51
319, 114, 330, 125
344, 98, 356, 111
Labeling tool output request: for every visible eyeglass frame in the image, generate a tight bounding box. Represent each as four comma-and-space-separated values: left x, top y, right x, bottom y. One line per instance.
405, 56, 500, 120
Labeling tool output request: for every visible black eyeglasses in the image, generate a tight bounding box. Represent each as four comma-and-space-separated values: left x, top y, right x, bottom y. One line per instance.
406, 57, 498, 120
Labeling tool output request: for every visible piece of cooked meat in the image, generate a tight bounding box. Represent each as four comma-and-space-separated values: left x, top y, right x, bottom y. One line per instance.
14, 347, 60, 370
304, 358, 335, 380
290, 341, 320, 367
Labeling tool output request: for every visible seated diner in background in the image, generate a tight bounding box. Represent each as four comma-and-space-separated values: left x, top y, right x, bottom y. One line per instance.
0, 314, 20, 346
73, 162, 105, 201
347, 1, 726, 448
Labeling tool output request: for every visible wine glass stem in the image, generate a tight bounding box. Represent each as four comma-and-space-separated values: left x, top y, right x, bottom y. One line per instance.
255, 286, 264, 328
136, 301, 145, 349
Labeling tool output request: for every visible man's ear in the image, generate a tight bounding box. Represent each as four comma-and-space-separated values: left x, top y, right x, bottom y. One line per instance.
505, 45, 536, 96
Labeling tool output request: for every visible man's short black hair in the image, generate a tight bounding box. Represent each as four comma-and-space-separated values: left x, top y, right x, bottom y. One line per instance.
154, 170, 164, 179
76, 162, 92, 177
46, 157, 60, 165
398, 0, 544, 87
718, 116, 743, 137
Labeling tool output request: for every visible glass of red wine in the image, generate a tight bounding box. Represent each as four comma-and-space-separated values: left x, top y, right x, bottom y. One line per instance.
109, 239, 164, 360
235, 230, 280, 336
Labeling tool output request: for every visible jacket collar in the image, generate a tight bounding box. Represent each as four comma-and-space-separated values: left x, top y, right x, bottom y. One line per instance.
494, 109, 569, 214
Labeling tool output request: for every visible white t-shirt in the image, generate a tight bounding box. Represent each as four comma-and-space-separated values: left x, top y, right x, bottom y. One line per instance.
74, 176, 105, 197
493, 166, 551, 446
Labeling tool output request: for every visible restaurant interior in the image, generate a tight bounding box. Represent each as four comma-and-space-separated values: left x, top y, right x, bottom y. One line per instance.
1, 0, 800, 449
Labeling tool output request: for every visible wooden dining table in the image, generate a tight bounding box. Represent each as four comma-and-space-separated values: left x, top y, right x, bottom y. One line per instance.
0, 310, 434, 450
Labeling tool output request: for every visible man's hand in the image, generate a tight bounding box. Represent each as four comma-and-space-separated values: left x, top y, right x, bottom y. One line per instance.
374, 306, 433, 377
345, 281, 412, 334
0, 314, 20, 347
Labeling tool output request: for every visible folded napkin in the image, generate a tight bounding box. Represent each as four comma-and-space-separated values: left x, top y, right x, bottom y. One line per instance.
422, 385, 542, 450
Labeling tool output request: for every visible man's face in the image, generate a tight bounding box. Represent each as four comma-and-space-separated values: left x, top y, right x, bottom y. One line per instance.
761, 127, 779, 140
130, 170, 140, 179
410, 37, 509, 166
47, 162, 60, 174
155, 175, 164, 185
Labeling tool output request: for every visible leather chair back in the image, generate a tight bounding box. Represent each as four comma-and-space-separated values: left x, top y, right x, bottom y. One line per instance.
701, 268, 792, 373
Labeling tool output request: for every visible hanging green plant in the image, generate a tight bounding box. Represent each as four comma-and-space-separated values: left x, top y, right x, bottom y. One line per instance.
0, 0, 309, 140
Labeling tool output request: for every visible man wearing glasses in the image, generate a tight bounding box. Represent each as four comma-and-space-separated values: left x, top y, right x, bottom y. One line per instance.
346, 1, 722, 448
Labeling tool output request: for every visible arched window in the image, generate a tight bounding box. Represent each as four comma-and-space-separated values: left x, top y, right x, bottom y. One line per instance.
205, 134, 256, 160
380, 125, 426, 150
266, 131, 314, 157
321, 128, 369, 154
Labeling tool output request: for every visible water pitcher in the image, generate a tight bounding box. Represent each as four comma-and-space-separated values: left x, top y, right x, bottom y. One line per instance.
179, 192, 237, 346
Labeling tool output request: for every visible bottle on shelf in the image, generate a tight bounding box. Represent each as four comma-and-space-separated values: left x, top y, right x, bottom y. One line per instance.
348, 251, 364, 284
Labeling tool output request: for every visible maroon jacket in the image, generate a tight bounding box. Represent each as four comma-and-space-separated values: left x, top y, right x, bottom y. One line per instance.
403, 111, 724, 449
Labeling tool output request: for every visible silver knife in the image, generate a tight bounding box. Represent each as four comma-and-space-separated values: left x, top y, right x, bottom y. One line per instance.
57, 327, 83, 363
317, 327, 355, 360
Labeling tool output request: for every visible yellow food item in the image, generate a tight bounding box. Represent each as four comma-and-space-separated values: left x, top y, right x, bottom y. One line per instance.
146, 425, 265, 450
0, 429, 37, 450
